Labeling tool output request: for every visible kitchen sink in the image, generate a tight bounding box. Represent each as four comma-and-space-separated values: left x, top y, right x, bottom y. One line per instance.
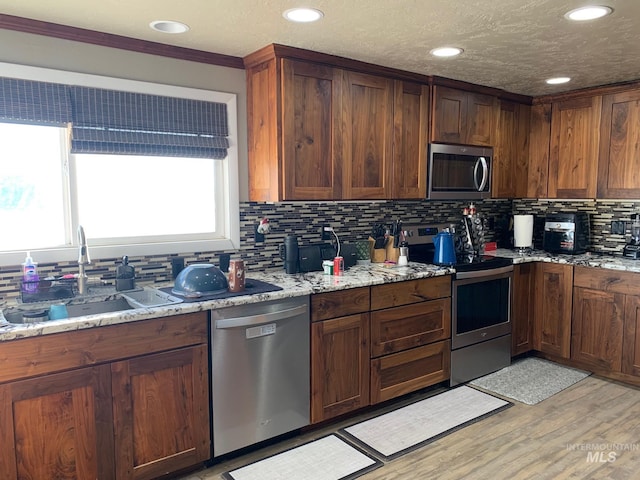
1, 287, 183, 325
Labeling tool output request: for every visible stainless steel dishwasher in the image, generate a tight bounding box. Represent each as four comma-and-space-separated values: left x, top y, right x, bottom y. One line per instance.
210, 295, 310, 457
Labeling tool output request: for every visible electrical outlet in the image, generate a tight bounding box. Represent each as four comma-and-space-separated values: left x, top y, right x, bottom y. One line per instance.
611, 220, 626, 235
321, 225, 333, 241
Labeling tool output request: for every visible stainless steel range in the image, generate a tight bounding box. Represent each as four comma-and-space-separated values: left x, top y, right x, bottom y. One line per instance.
405, 223, 513, 386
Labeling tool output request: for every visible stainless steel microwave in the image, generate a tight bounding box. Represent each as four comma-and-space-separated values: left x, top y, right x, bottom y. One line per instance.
427, 143, 492, 199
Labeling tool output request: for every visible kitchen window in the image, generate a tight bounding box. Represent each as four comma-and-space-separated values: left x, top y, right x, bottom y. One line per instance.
0, 63, 239, 266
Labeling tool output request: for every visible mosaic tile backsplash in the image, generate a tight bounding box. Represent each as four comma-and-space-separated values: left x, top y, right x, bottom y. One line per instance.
2, 197, 639, 301
0, 199, 510, 301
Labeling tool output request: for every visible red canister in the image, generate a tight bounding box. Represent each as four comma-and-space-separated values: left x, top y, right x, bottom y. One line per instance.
333, 256, 344, 276
228, 259, 245, 292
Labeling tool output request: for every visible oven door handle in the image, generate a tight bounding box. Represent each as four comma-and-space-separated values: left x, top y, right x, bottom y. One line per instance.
455, 264, 513, 280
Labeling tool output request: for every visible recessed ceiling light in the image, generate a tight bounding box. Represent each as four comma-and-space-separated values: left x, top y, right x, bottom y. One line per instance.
546, 77, 571, 85
430, 47, 464, 58
149, 20, 190, 34
564, 5, 613, 21
283, 8, 324, 23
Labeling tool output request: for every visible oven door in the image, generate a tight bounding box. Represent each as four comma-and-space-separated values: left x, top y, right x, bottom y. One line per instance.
451, 266, 512, 350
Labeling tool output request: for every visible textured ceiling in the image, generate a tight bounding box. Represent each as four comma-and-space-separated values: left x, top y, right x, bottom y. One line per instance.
0, 0, 638, 96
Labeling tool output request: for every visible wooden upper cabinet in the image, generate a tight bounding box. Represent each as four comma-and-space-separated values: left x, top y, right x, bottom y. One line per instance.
392, 81, 429, 199
282, 59, 342, 200
342, 71, 394, 199
527, 102, 552, 198
493, 100, 531, 198
548, 96, 602, 198
597, 89, 640, 198
431, 85, 498, 147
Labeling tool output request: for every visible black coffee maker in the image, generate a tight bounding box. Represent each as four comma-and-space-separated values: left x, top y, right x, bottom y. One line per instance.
279, 235, 300, 274
624, 214, 640, 259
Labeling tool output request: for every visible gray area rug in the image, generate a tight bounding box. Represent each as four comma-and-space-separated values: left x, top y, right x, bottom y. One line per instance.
222, 434, 382, 480
340, 386, 511, 460
470, 357, 591, 405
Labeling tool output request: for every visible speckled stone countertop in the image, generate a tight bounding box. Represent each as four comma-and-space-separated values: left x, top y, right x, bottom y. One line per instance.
4, 251, 640, 342
489, 248, 640, 272
0, 262, 453, 341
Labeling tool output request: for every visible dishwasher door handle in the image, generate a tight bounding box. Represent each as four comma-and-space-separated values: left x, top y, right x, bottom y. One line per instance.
214, 304, 308, 329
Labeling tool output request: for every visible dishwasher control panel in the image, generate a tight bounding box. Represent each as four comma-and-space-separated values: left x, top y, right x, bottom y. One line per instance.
246, 323, 276, 339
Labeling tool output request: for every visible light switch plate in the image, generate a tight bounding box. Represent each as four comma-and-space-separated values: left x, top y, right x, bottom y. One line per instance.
611, 220, 626, 235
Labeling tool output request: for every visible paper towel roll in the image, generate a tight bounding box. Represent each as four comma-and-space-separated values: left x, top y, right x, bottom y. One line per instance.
514, 215, 534, 248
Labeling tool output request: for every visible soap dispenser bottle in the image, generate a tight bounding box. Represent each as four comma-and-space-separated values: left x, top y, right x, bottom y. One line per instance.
115, 255, 135, 291
22, 252, 39, 293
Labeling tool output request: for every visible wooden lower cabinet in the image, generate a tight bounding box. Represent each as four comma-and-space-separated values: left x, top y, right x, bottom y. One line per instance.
371, 340, 450, 403
623, 295, 640, 376
311, 313, 370, 424
571, 287, 624, 371
0, 312, 210, 480
112, 345, 210, 480
512, 263, 535, 355
533, 263, 573, 358
0, 365, 114, 480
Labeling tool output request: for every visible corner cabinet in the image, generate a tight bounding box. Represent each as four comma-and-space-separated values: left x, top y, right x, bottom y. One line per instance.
493, 100, 531, 198
0, 313, 210, 480
512, 263, 535, 356
431, 85, 498, 147
244, 46, 430, 201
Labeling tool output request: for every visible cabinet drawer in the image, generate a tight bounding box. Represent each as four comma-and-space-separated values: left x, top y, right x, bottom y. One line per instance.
574, 266, 640, 297
311, 287, 370, 321
370, 276, 451, 310
370, 298, 451, 357
370, 340, 450, 404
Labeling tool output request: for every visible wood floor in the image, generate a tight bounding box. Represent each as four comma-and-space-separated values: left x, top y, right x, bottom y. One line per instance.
177, 375, 640, 480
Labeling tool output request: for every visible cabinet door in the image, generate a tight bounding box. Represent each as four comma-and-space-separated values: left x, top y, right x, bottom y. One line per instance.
371, 340, 450, 404
622, 295, 640, 376
0, 365, 114, 480
571, 287, 624, 371
466, 91, 498, 147
112, 345, 210, 480
311, 313, 370, 423
431, 85, 467, 144
493, 101, 530, 198
392, 81, 429, 199
597, 89, 640, 198
549, 96, 602, 198
533, 263, 573, 358
512, 263, 535, 356
282, 59, 342, 200
342, 71, 394, 199
527, 102, 552, 198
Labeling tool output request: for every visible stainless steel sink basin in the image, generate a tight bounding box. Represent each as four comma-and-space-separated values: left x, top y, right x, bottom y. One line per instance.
0, 287, 182, 325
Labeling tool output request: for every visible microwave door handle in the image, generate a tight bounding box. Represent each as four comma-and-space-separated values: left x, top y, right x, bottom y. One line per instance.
473, 157, 482, 190
476, 156, 489, 191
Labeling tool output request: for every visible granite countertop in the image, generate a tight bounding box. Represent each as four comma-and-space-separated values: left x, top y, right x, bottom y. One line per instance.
0, 262, 453, 342
4, 250, 640, 342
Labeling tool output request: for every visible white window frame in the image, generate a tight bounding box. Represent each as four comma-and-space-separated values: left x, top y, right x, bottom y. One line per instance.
0, 62, 240, 267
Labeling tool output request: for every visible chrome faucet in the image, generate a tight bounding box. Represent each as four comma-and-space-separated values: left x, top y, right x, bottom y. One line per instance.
77, 225, 91, 295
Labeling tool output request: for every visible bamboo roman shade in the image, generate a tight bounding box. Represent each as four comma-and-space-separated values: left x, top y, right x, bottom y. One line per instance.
69, 87, 229, 158
0, 78, 71, 126
0, 77, 230, 159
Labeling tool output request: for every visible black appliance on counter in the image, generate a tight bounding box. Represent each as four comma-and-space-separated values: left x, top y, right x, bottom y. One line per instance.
404, 223, 513, 386
542, 212, 590, 254
279, 235, 356, 273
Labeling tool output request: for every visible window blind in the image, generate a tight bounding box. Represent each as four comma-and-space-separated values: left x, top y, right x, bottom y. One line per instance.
0, 77, 71, 126
69, 87, 229, 158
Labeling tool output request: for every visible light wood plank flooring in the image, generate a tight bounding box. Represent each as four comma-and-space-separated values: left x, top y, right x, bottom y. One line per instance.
177, 375, 640, 480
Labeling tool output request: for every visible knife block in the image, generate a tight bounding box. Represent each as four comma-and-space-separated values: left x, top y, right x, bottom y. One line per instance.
369, 237, 386, 263
385, 237, 400, 263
